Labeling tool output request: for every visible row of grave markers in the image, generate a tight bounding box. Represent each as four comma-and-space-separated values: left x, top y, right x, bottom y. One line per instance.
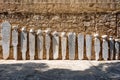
1, 21, 120, 60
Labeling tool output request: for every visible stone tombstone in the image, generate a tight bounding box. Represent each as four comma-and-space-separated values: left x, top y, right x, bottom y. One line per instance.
102, 35, 108, 61
45, 29, 51, 60
12, 26, 18, 60
52, 31, 59, 59
94, 34, 100, 60
37, 29, 43, 60
78, 33, 84, 60
21, 27, 27, 60
29, 29, 35, 60
1, 21, 11, 59
86, 34, 92, 60
115, 39, 120, 60
109, 36, 115, 60
68, 32, 76, 60
61, 32, 67, 60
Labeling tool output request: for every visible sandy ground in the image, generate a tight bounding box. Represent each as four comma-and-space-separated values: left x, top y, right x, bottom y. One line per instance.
0, 60, 120, 80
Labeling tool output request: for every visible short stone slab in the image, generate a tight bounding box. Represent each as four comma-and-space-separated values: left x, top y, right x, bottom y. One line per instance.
1, 21, 11, 59
61, 32, 67, 60
68, 32, 76, 60
52, 31, 59, 59
37, 30, 43, 60
78, 33, 84, 60
94, 34, 100, 61
29, 29, 35, 60
102, 35, 108, 61
12, 26, 18, 60
86, 34, 92, 60
21, 27, 27, 60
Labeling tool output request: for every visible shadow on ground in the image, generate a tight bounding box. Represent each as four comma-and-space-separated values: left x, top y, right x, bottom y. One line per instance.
0, 62, 120, 80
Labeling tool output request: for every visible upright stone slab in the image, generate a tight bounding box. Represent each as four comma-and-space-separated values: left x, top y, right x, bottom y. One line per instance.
52, 31, 59, 59
61, 32, 67, 60
45, 29, 51, 60
29, 29, 35, 60
86, 34, 92, 60
115, 39, 120, 60
12, 26, 18, 60
94, 34, 100, 60
37, 30, 43, 60
102, 35, 108, 60
109, 36, 115, 60
21, 27, 27, 60
78, 33, 84, 60
1, 21, 11, 59
68, 32, 76, 60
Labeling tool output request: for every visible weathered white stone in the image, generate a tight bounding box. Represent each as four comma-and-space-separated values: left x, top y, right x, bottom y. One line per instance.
102, 35, 108, 61
86, 34, 92, 60
78, 33, 84, 60
1, 21, 11, 59
94, 34, 100, 60
115, 39, 120, 60
109, 36, 115, 60
21, 27, 27, 60
68, 32, 76, 60
45, 29, 51, 60
37, 29, 43, 59
12, 26, 18, 60
52, 31, 59, 59
29, 29, 35, 60
61, 32, 67, 60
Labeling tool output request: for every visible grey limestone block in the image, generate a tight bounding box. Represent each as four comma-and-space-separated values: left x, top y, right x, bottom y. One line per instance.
86, 34, 92, 60
115, 39, 120, 60
109, 36, 115, 60
61, 32, 67, 60
102, 35, 108, 61
68, 32, 76, 60
29, 29, 35, 60
12, 26, 18, 60
78, 33, 84, 60
1, 21, 11, 59
45, 29, 51, 60
21, 27, 27, 60
52, 31, 59, 60
37, 30, 44, 60
94, 34, 100, 60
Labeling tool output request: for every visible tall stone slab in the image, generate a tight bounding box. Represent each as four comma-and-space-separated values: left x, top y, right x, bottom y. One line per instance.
94, 34, 100, 60
61, 32, 67, 60
52, 31, 59, 59
102, 35, 108, 61
109, 36, 115, 60
29, 29, 35, 60
45, 29, 51, 60
115, 39, 120, 60
68, 32, 76, 60
78, 33, 84, 60
1, 21, 11, 59
86, 34, 92, 60
21, 27, 27, 60
12, 26, 18, 60
37, 30, 43, 60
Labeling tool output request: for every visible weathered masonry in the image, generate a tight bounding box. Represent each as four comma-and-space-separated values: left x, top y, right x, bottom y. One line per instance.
0, 21, 120, 60
0, 0, 120, 36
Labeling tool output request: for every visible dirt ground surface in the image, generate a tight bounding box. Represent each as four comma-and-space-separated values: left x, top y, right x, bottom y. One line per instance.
0, 60, 120, 80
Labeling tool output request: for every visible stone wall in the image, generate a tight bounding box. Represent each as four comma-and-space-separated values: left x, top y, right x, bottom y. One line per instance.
0, 13, 118, 36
